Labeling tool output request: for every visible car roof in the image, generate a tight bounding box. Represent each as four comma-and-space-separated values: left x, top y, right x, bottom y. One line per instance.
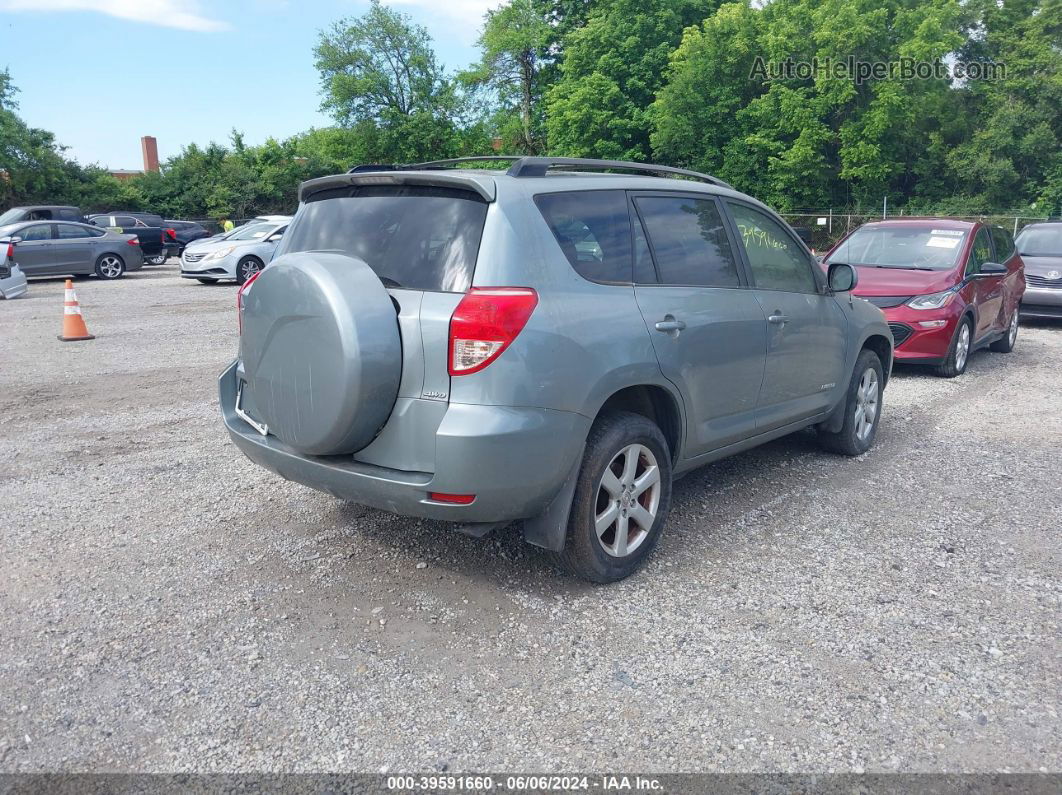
856, 218, 977, 231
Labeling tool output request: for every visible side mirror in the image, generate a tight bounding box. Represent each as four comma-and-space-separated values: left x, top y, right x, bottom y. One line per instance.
266, 233, 283, 243
1, 236, 22, 245
976, 261, 1007, 277
827, 262, 858, 292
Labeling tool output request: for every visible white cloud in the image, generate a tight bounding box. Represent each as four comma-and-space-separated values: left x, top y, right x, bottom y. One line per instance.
391, 0, 499, 20
0, 0, 229, 32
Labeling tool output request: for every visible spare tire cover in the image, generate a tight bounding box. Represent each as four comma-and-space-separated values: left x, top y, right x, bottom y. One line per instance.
239, 252, 401, 456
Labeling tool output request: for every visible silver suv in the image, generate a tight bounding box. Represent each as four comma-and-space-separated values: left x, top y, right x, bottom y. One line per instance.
220, 157, 892, 582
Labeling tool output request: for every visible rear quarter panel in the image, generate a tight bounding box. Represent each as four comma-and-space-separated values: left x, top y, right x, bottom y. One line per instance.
448, 181, 682, 431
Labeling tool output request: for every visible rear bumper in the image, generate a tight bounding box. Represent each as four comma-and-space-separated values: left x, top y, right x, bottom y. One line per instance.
0, 266, 28, 298
219, 361, 590, 523
1021, 285, 1062, 317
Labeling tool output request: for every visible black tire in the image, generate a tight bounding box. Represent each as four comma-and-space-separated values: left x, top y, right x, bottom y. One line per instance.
552, 411, 672, 583
933, 317, 973, 378
989, 311, 1018, 353
818, 349, 884, 456
146, 253, 167, 266
236, 256, 264, 285
94, 253, 125, 280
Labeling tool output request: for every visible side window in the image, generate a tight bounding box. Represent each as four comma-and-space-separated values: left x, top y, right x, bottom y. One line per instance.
727, 202, 817, 293
534, 190, 632, 283
634, 195, 739, 287
21, 224, 53, 241
58, 209, 81, 221
114, 216, 137, 228
91, 216, 113, 227
56, 224, 90, 239
990, 227, 1013, 261
966, 228, 993, 276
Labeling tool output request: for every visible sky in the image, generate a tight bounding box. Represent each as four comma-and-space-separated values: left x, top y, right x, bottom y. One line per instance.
0, 0, 492, 168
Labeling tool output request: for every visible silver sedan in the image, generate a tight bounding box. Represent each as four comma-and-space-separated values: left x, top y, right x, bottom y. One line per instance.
0, 220, 145, 280
180, 219, 291, 285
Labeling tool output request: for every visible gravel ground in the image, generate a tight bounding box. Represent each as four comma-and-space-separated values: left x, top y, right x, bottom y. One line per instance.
1, 263, 1059, 774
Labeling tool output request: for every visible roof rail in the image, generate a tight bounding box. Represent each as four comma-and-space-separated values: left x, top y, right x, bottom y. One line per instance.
348, 156, 523, 174
505, 157, 732, 188
348, 156, 732, 188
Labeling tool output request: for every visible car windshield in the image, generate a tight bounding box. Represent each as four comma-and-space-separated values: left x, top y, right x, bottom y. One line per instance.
1016, 225, 1062, 256
227, 223, 273, 241
0, 223, 23, 238
280, 185, 488, 292
828, 226, 968, 270
0, 209, 28, 225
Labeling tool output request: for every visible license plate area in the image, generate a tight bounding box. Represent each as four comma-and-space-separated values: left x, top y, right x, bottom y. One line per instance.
235, 381, 269, 436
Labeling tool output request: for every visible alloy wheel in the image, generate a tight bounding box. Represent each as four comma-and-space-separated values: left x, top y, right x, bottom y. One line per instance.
955, 323, 971, 371
594, 443, 661, 558
854, 367, 879, 442
98, 256, 123, 279
240, 260, 261, 281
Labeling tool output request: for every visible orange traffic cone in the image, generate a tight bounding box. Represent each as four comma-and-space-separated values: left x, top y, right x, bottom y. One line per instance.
58, 279, 95, 342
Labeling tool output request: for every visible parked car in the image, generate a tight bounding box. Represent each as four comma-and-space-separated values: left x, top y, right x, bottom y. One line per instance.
164, 220, 212, 256
87, 212, 177, 265
0, 220, 144, 279
0, 205, 84, 225
220, 156, 893, 583
1014, 221, 1062, 319
181, 218, 290, 284
823, 219, 1024, 377
0, 236, 28, 298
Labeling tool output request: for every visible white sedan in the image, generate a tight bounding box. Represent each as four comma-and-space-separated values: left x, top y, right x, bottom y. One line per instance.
180, 218, 291, 285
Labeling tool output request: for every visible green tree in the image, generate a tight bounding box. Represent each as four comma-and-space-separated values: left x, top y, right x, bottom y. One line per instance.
462, 0, 552, 152
546, 0, 717, 160
948, 0, 1062, 210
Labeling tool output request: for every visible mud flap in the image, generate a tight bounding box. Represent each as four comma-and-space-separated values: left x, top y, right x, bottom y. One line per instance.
521, 445, 584, 552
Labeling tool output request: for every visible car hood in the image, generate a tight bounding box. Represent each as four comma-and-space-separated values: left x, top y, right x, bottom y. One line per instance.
1021, 255, 1062, 277
187, 237, 262, 254
847, 265, 957, 296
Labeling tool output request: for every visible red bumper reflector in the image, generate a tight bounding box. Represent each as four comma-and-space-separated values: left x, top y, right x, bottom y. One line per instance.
428, 492, 475, 505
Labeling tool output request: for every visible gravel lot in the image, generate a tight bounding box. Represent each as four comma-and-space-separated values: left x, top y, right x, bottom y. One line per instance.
1, 264, 1059, 774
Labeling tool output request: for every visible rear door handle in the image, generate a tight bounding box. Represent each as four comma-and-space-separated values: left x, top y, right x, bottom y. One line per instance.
768, 313, 789, 325
654, 318, 686, 333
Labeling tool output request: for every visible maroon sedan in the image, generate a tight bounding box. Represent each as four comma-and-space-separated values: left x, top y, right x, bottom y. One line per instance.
823, 219, 1025, 377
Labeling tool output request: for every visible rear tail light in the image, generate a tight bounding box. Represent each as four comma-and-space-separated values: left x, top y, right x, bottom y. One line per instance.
448, 287, 538, 375
127, 238, 140, 246
5, 242, 13, 260
237, 270, 263, 334
166, 228, 177, 240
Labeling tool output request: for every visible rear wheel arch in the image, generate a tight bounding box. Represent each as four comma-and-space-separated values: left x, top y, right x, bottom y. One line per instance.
594, 384, 682, 463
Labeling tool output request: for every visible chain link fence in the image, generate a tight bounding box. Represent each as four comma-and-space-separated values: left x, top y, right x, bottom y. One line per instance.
779, 212, 1052, 253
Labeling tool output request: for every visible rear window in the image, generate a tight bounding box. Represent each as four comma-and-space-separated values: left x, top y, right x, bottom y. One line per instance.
281, 185, 488, 292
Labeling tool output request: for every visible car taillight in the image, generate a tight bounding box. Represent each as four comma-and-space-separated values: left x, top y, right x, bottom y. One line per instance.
237, 270, 262, 334
166, 228, 177, 240
5, 243, 12, 260
127, 238, 139, 246
448, 287, 538, 376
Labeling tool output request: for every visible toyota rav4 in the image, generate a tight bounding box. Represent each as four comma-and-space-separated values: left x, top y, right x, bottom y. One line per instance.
220, 157, 893, 582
